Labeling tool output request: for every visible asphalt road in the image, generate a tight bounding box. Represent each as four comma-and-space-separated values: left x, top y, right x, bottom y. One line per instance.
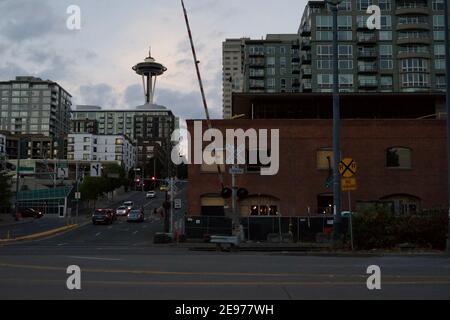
0, 188, 449, 300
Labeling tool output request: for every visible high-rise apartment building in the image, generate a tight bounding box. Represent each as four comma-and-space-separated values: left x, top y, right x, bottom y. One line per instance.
0, 76, 72, 137
298, 0, 450, 93
222, 35, 302, 118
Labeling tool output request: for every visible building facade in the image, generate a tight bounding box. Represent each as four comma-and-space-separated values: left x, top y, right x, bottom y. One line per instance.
222, 35, 301, 118
298, 0, 450, 93
1, 131, 66, 160
67, 134, 137, 172
0, 76, 72, 137
187, 118, 447, 217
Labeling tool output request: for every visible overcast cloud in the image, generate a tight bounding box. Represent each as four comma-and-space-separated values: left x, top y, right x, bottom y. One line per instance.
0, 0, 308, 119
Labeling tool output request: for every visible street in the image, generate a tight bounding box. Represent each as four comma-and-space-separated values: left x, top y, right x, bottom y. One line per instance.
1, 207, 449, 300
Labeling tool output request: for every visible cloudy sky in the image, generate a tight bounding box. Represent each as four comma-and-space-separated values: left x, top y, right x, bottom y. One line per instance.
0, 0, 308, 120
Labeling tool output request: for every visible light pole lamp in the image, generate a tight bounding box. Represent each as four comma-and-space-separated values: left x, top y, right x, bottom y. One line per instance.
325, 0, 343, 244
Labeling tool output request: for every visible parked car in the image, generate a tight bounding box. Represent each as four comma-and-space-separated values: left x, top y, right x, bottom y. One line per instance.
92, 209, 115, 225
123, 201, 134, 210
146, 191, 156, 199
127, 208, 145, 223
19, 208, 44, 219
116, 205, 129, 216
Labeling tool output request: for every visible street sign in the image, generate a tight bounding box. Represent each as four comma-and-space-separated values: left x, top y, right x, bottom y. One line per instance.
174, 199, 182, 210
339, 158, 357, 178
229, 165, 244, 175
90, 163, 102, 177
57, 167, 68, 179
75, 192, 81, 200
342, 177, 357, 192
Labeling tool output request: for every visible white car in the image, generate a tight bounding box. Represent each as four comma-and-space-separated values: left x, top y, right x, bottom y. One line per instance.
116, 206, 129, 216
146, 191, 156, 199
123, 201, 134, 210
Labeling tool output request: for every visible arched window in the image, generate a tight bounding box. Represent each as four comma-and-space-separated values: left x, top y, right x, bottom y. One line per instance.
386, 147, 411, 169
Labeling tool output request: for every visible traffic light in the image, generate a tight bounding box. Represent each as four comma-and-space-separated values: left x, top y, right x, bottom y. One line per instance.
151, 176, 156, 181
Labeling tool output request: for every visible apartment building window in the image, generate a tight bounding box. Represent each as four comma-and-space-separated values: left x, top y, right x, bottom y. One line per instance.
401, 73, 429, 88
379, 0, 391, 11
266, 57, 275, 67
280, 46, 286, 55
380, 76, 393, 90
398, 31, 429, 40
435, 59, 445, 69
433, 15, 445, 40
317, 60, 332, 69
316, 31, 333, 41
318, 74, 333, 88
280, 79, 287, 90
83, 137, 90, 143
249, 46, 264, 55
266, 47, 275, 56
266, 78, 276, 89
338, 16, 352, 30
379, 31, 392, 41
266, 67, 276, 76
436, 75, 446, 89
399, 45, 430, 54
316, 16, 332, 29
401, 58, 428, 72
280, 57, 286, 68
386, 147, 411, 169
357, 0, 372, 11
339, 74, 354, 87
380, 15, 392, 29
357, 15, 368, 28
380, 45, 393, 69
339, 60, 353, 70
338, 45, 353, 58
337, 0, 352, 11
338, 31, 352, 41
432, 0, 444, 10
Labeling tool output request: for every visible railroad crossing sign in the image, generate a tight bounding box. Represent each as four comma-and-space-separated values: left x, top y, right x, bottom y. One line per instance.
339, 158, 357, 178
342, 177, 357, 192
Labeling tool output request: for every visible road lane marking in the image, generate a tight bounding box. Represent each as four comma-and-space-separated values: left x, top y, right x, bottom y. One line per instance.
95, 232, 102, 237
133, 231, 139, 235
1, 262, 450, 283
57, 243, 68, 246
67, 256, 123, 262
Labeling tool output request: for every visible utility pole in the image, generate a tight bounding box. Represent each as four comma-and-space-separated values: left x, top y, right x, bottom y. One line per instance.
327, 0, 343, 245
444, 0, 450, 253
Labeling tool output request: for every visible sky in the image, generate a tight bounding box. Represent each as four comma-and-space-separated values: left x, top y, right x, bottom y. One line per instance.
0, 0, 309, 122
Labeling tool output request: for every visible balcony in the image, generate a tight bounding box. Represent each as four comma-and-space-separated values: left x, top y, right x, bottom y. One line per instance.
397, 35, 431, 45
249, 52, 265, 58
300, 67, 312, 78
300, 25, 311, 36
301, 39, 311, 50
292, 81, 301, 88
395, 5, 429, 16
301, 81, 312, 92
292, 67, 300, 75
358, 64, 378, 73
396, 22, 430, 31
397, 51, 431, 59
358, 80, 378, 88
357, 50, 378, 59
357, 34, 377, 44
292, 56, 300, 63
301, 53, 312, 64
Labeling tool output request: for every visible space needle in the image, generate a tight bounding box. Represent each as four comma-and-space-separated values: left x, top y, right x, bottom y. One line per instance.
132, 47, 167, 105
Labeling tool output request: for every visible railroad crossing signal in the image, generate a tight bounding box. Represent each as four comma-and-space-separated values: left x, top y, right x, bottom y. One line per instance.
339, 158, 357, 178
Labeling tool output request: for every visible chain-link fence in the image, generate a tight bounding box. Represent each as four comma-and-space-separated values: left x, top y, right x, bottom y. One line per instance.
185, 215, 349, 243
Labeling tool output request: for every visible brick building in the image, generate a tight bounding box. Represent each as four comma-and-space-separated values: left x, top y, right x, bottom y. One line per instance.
186, 93, 447, 217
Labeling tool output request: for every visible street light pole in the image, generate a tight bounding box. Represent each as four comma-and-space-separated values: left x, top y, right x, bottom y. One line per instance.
328, 0, 343, 243
444, 0, 450, 252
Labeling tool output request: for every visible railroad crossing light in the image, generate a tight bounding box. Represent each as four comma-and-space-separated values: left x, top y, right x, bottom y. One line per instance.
221, 187, 232, 199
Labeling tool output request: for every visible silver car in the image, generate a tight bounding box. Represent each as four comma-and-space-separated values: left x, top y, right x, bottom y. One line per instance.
116, 206, 128, 216
127, 209, 144, 223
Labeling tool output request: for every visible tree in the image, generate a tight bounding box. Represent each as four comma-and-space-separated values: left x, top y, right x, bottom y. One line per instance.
101, 163, 127, 198
0, 172, 12, 208
79, 176, 106, 208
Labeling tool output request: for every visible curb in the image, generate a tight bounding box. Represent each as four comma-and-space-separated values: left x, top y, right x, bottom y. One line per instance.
0, 224, 79, 244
